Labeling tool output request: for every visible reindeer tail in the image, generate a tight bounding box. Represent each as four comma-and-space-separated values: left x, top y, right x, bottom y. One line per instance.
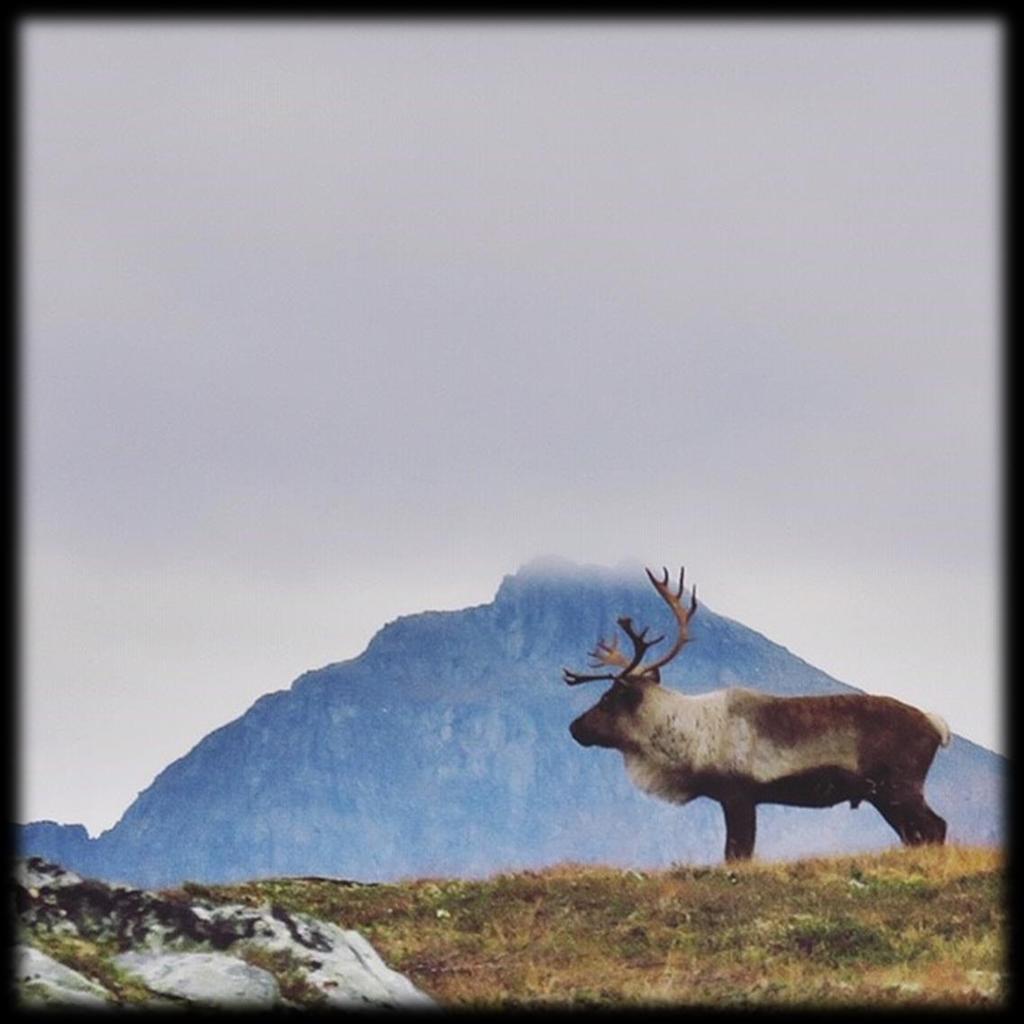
925, 711, 951, 748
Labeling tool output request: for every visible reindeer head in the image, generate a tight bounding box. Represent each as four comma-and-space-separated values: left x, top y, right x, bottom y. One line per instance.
565, 567, 697, 749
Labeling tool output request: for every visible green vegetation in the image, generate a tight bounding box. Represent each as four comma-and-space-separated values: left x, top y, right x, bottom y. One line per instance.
29, 932, 153, 1005
234, 944, 327, 1005
177, 844, 1005, 1009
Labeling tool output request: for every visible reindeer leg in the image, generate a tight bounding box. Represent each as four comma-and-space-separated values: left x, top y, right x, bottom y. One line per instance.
909, 800, 947, 845
870, 795, 914, 844
722, 797, 756, 862
872, 792, 945, 846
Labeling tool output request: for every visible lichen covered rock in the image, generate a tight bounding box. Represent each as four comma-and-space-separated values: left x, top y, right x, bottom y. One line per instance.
14, 857, 435, 1010
15, 944, 114, 1008
112, 951, 280, 1008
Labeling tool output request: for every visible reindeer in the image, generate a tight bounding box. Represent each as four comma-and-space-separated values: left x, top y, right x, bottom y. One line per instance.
563, 567, 950, 861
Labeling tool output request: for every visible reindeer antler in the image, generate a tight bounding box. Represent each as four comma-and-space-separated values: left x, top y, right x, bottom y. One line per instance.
562, 667, 618, 687
562, 565, 696, 686
562, 624, 660, 686
616, 616, 665, 677
587, 633, 630, 670
640, 566, 698, 675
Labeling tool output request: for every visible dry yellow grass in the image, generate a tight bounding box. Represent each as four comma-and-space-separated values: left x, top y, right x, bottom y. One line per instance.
180, 844, 1006, 1009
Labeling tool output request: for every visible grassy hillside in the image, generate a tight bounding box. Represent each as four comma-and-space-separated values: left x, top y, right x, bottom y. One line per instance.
176, 845, 1005, 1009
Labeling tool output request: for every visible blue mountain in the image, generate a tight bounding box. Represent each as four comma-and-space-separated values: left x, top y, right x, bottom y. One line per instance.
18, 558, 1004, 887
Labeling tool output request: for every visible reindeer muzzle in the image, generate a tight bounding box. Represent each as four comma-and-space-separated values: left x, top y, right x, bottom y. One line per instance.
569, 718, 596, 747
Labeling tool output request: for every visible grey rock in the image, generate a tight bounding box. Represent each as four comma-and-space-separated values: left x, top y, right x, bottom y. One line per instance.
15, 944, 114, 1008
113, 951, 281, 1008
312, 925, 436, 1008
202, 902, 436, 1007
15, 858, 84, 893
15, 858, 436, 1010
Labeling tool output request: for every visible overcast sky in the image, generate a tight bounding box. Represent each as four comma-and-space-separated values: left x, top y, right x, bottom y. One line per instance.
22, 20, 1000, 835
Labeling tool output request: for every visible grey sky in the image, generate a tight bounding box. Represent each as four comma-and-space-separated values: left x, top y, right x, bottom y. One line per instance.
22, 21, 1000, 835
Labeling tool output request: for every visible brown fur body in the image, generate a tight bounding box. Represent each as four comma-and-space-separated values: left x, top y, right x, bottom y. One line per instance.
570, 683, 949, 862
